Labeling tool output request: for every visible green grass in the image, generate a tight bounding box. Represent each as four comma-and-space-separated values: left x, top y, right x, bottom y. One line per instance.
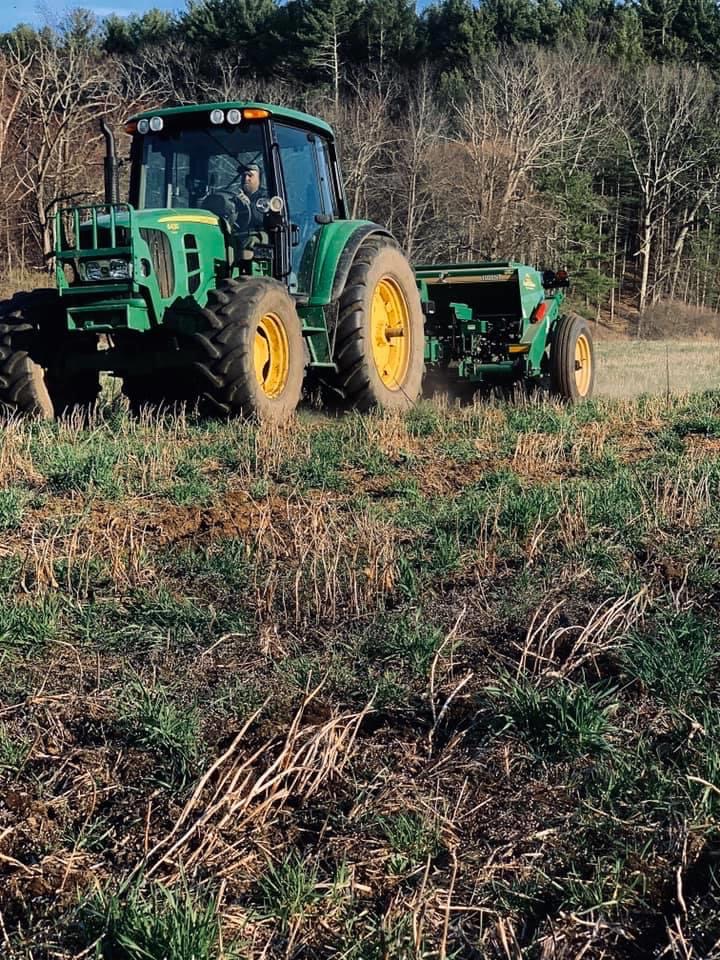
0, 487, 25, 530
360, 613, 444, 676
378, 811, 443, 873
117, 680, 202, 787
622, 611, 717, 706
0, 596, 62, 654
485, 676, 617, 760
255, 853, 322, 931
0, 722, 31, 775
83, 880, 228, 960
163, 538, 253, 590
34, 438, 120, 495
278, 426, 348, 490
79, 587, 247, 652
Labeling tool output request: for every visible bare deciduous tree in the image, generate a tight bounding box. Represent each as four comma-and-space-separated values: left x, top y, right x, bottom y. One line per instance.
456, 48, 599, 258
393, 67, 440, 259
608, 64, 718, 315
10, 34, 118, 257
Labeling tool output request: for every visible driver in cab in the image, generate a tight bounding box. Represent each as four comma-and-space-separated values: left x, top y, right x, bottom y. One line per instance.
236, 163, 268, 230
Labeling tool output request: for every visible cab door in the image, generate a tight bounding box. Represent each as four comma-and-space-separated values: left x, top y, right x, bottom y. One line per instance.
272, 123, 338, 296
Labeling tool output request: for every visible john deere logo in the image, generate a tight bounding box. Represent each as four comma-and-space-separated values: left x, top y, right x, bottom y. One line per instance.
166, 222, 180, 232
523, 275, 536, 290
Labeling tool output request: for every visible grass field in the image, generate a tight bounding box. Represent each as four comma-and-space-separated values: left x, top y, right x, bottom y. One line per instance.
596, 339, 720, 397
1, 384, 720, 958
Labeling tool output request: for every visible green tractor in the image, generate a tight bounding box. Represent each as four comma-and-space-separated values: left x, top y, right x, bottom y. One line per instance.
0, 101, 594, 420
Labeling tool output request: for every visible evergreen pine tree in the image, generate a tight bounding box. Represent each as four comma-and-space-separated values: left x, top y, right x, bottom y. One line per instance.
635, 0, 684, 59
102, 10, 175, 54
296, 0, 359, 104
479, 0, 542, 45
608, 5, 646, 63
353, 0, 419, 72
422, 0, 491, 77
180, 0, 278, 72
675, 0, 720, 63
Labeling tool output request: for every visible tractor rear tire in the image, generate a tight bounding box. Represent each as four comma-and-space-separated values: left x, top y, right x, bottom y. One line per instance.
335, 238, 424, 411
192, 278, 304, 421
549, 313, 595, 402
0, 291, 100, 419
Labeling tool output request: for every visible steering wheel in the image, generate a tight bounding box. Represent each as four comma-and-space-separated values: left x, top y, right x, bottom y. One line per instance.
198, 190, 252, 230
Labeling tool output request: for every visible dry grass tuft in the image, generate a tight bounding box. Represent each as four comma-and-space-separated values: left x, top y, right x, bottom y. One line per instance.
136, 684, 370, 884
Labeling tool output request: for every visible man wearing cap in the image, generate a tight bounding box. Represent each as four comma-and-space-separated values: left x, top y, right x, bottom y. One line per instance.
236, 164, 268, 230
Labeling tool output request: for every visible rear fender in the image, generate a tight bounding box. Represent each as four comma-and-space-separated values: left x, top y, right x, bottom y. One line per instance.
298, 221, 394, 369
308, 221, 393, 307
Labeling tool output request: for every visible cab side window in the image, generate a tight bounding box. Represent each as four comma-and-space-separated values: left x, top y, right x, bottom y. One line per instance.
316, 137, 341, 218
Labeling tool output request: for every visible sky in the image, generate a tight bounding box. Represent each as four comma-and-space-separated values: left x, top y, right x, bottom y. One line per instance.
0, 0, 183, 33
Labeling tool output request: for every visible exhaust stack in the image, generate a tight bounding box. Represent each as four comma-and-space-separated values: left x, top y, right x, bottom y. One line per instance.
100, 119, 119, 204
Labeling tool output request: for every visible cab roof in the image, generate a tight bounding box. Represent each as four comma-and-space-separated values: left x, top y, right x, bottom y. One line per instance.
129, 101, 335, 140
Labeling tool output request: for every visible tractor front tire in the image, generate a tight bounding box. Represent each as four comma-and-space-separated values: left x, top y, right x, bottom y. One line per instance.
193, 278, 304, 421
0, 291, 99, 419
549, 313, 595, 402
335, 238, 424, 411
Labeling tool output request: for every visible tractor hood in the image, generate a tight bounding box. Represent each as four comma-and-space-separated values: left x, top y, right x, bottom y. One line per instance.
53, 202, 228, 332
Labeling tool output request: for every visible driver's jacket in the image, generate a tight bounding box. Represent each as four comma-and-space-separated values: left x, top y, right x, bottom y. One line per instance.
237, 188, 268, 230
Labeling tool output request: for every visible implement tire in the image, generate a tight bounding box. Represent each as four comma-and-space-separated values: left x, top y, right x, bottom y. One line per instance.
0, 291, 99, 419
335, 238, 424, 411
192, 278, 304, 421
549, 313, 595, 402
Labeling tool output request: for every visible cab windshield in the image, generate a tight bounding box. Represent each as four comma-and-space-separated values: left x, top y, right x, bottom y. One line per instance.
133, 122, 271, 219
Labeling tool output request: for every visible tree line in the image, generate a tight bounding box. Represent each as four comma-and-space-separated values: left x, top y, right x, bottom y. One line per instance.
3, 2, 720, 327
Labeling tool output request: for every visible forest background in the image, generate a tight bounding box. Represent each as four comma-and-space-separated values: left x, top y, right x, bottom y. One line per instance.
2, 0, 720, 337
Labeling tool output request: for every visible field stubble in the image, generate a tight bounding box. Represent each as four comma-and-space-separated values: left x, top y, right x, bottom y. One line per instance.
0, 384, 720, 957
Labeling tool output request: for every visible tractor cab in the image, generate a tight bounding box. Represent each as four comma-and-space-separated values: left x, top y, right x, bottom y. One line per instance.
127, 103, 346, 295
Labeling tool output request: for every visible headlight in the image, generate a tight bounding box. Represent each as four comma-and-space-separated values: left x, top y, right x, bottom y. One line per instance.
78, 258, 131, 281
109, 259, 131, 279
137, 119, 149, 134
149, 116, 164, 132
226, 108, 241, 124
210, 109, 225, 125
81, 261, 103, 280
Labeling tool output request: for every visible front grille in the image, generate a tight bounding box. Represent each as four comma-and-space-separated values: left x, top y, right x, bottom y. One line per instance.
140, 228, 174, 298
183, 233, 201, 294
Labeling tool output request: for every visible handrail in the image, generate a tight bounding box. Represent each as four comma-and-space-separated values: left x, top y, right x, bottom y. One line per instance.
54, 202, 133, 255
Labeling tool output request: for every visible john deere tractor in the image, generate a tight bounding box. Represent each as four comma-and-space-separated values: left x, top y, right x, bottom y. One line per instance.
0, 101, 593, 420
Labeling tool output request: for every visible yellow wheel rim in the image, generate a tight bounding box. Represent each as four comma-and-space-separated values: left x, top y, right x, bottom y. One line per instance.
574, 333, 592, 397
254, 312, 289, 398
370, 277, 411, 390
